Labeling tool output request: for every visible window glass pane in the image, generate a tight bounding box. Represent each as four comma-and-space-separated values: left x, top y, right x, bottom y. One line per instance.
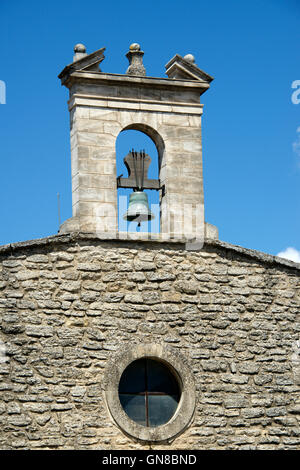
119, 394, 146, 426
146, 359, 180, 395
119, 359, 146, 393
118, 358, 181, 428
147, 395, 179, 427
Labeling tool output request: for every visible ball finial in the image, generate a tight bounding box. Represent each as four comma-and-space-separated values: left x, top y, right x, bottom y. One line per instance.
74, 43, 86, 53
129, 43, 141, 51
184, 54, 195, 64
126, 43, 146, 76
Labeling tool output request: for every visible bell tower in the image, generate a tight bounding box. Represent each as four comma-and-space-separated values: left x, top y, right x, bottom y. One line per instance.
58, 43, 218, 242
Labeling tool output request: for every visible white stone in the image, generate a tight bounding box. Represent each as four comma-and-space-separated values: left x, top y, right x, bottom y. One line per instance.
60, 67, 214, 239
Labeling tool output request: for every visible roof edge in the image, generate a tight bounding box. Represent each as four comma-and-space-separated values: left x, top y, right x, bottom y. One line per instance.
0, 232, 299, 272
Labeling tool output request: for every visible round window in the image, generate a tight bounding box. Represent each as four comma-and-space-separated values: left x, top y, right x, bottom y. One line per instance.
103, 343, 196, 443
118, 358, 181, 427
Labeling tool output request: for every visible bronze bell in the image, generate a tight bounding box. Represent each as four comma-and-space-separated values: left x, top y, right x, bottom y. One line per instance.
123, 191, 155, 223
117, 149, 159, 226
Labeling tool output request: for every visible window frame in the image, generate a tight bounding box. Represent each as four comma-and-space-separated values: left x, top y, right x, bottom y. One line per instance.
103, 343, 196, 443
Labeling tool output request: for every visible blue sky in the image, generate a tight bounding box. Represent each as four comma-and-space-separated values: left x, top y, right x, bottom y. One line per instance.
0, 0, 299, 260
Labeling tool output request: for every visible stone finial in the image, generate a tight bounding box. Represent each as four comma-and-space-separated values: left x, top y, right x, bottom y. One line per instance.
126, 43, 146, 76
165, 54, 213, 82
73, 43, 87, 62
184, 54, 196, 64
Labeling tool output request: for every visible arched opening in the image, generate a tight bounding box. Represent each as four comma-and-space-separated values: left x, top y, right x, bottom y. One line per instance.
116, 127, 164, 233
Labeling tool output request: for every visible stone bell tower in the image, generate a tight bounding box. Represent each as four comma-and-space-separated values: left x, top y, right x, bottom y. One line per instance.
58, 43, 218, 241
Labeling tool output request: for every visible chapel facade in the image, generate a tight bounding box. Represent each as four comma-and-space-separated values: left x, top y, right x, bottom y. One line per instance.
0, 44, 299, 450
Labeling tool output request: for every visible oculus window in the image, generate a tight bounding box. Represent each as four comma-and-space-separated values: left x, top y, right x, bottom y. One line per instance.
118, 358, 181, 427
103, 343, 196, 443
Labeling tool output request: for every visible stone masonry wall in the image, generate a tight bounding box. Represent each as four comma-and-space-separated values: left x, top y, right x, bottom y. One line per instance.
0, 234, 299, 450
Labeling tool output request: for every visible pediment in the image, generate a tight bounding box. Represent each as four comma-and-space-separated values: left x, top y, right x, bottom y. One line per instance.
165, 54, 213, 83
58, 47, 105, 81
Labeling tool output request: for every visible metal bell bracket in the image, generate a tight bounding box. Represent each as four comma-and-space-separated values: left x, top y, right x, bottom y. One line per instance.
117, 149, 164, 227
117, 149, 163, 193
